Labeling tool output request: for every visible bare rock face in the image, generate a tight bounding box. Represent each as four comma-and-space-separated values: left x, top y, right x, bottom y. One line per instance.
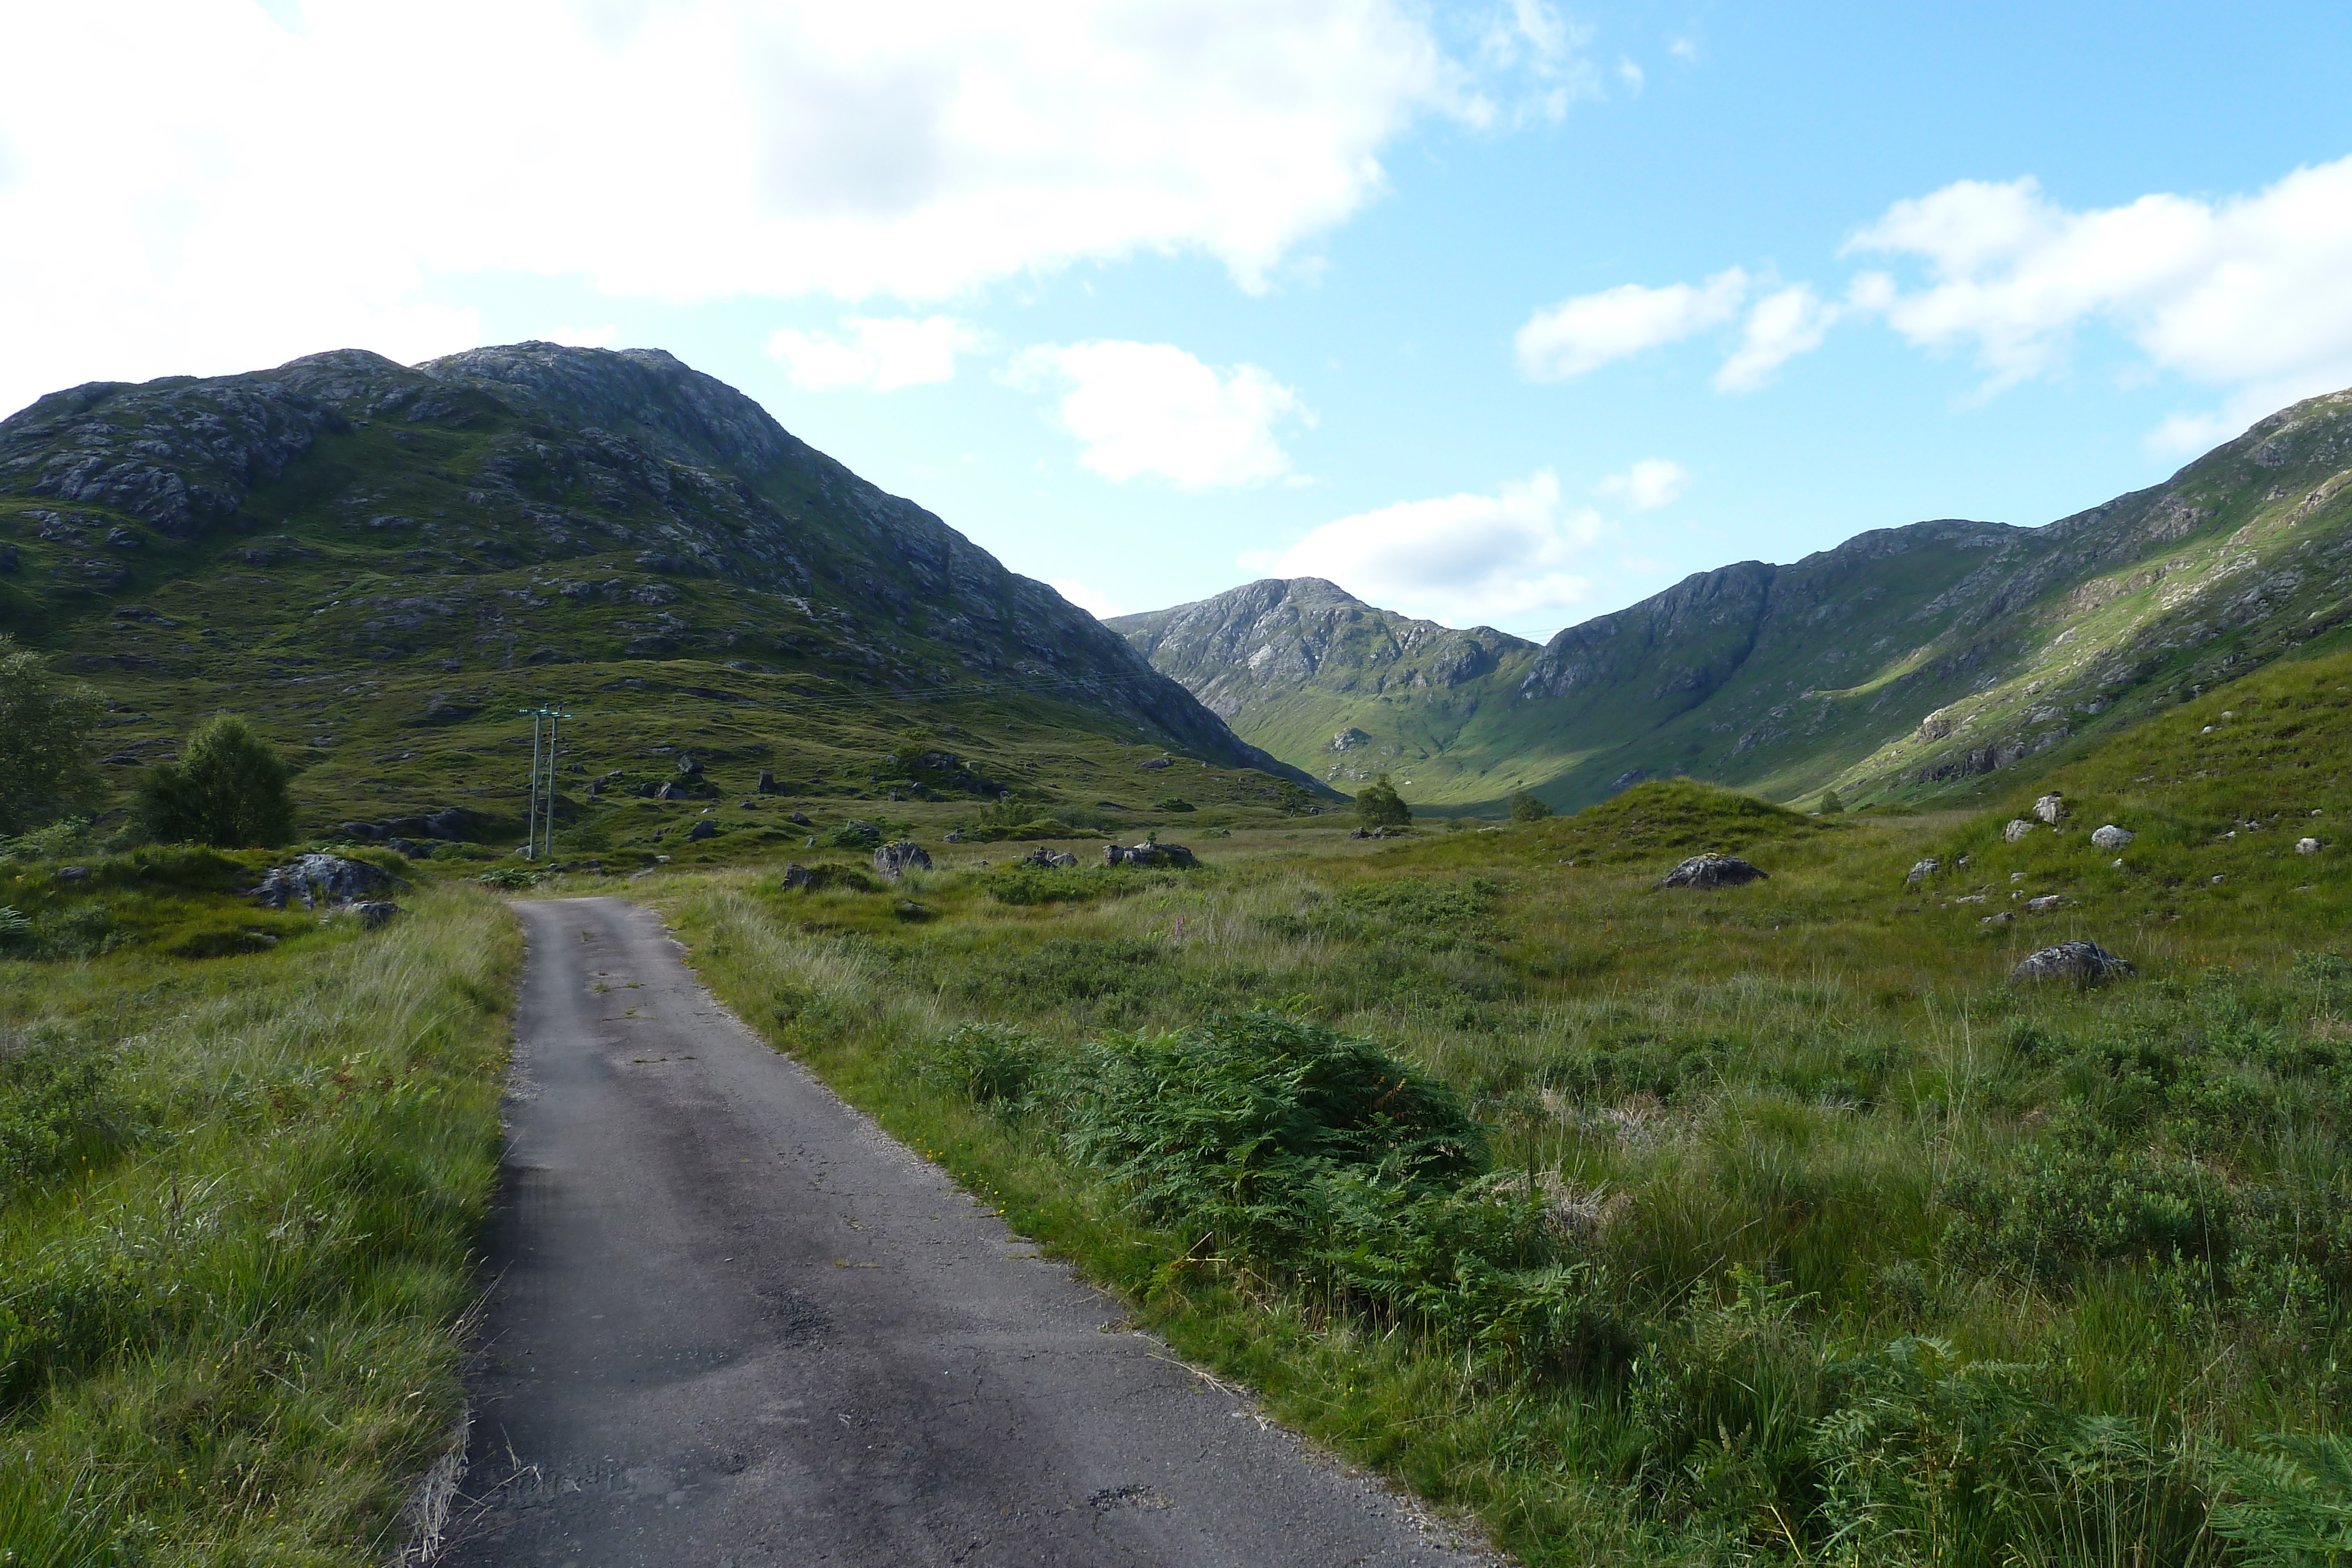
2003, 820, 2036, 844
1105, 841, 1198, 868
252, 852, 407, 911
2033, 793, 2069, 825
874, 840, 933, 878
2010, 940, 2134, 987
1658, 853, 1768, 890
2090, 824, 2134, 849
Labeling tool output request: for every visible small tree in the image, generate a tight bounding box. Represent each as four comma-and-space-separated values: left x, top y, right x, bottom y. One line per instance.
133, 714, 296, 847
1818, 788, 1845, 815
0, 633, 103, 835
1508, 790, 1552, 822
1354, 773, 1411, 829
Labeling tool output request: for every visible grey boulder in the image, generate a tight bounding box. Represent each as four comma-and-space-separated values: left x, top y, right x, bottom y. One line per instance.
1105, 841, 1198, 868
2002, 819, 2036, 844
780, 863, 817, 891
2009, 940, 2134, 987
253, 852, 408, 911
1658, 853, 1768, 890
874, 840, 933, 878
685, 820, 719, 841
1018, 845, 1078, 869
2090, 824, 2134, 850
353, 901, 402, 929
1905, 857, 1939, 885
2033, 793, 2069, 825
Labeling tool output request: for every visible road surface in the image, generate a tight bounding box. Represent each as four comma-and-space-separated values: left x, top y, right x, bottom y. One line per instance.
440, 895, 1499, 1567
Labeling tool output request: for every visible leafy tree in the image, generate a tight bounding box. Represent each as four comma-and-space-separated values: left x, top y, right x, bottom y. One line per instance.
1508, 790, 1553, 822
1818, 788, 1845, 815
132, 714, 296, 847
1354, 772, 1411, 829
0, 633, 104, 835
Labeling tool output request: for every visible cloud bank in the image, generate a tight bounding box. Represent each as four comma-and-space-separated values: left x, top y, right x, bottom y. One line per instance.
0, 0, 1474, 415
1245, 469, 1601, 630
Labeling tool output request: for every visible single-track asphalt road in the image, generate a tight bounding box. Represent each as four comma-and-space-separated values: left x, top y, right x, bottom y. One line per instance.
442, 896, 1501, 1567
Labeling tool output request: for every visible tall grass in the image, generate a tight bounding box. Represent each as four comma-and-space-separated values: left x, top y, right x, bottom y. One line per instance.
643, 734, 2352, 1566
0, 886, 517, 1566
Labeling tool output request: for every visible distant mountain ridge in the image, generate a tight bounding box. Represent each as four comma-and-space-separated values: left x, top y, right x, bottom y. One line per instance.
1115, 387, 2352, 810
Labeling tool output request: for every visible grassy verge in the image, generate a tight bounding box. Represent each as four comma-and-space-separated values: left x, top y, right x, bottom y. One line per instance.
632, 690, 2352, 1566
0, 882, 518, 1566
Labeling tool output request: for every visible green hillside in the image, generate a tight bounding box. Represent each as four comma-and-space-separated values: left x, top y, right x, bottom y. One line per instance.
0, 344, 1328, 857
1117, 387, 2352, 815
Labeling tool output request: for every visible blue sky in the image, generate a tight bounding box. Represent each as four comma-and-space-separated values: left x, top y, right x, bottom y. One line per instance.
6, 2, 2352, 640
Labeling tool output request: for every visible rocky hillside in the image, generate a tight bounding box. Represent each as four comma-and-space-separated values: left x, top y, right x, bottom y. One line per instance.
1118, 386, 2352, 811
1108, 579, 1539, 791
0, 343, 1315, 834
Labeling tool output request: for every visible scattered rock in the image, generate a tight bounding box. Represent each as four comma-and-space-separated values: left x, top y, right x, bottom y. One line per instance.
1018, 845, 1078, 869
352, 901, 402, 929
2298, 837, 2324, 854
1982, 911, 2014, 925
780, 863, 816, 891
1955, 894, 1987, 904
339, 820, 385, 841
386, 838, 435, 860
252, 852, 408, 911
655, 782, 686, 800
1657, 854, 1768, 890
2210, 874, 2227, 885
2032, 793, 2068, 825
2089, 824, 2134, 850
788, 810, 812, 826
2002, 820, 2036, 844
1105, 841, 1198, 868
685, 820, 719, 842
1137, 757, 1173, 771
1905, 857, 1939, 885
943, 829, 964, 843
2024, 894, 2067, 911
837, 820, 881, 845
675, 754, 703, 777
757, 770, 781, 794
56, 865, 90, 882
874, 840, 933, 878
2009, 941, 2134, 987
425, 806, 472, 840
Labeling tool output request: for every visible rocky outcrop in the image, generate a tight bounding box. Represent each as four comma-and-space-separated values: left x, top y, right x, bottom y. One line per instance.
874, 840, 932, 878
1104, 841, 1198, 868
252, 852, 407, 911
2010, 941, 2134, 987
1658, 854, 1768, 890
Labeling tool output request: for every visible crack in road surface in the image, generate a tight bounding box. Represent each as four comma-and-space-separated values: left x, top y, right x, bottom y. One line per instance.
443, 897, 1502, 1567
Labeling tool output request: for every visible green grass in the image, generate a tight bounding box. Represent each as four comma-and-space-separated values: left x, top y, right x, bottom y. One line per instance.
0, 881, 517, 1566
615, 653, 2352, 1566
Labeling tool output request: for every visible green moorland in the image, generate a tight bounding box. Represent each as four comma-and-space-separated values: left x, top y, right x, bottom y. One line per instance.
593, 646, 2352, 1566
0, 858, 516, 1564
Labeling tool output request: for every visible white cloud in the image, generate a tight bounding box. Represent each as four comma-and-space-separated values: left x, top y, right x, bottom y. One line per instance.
1847, 158, 2352, 428
1009, 340, 1305, 488
1242, 469, 1601, 629
0, 1, 1475, 416
1596, 458, 1689, 510
1616, 57, 1645, 93
1051, 579, 1121, 618
767, 315, 980, 392
1715, 284, 1839, 392
1516, 268, 1749, 380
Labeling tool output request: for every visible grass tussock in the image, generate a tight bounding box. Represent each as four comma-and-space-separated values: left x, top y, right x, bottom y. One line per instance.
0, 884, 517, 1566
637, 653, 2352, 1566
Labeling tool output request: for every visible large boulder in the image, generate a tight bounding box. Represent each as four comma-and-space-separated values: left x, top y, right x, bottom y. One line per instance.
2002, 819, 2035, 844
2009, 941, 2134, 987
685, 819, 719, 841
2032, 793, 2069, 825
757, 770, 782, 794
2090, 824, 2134, 850
874, 840, 933, 878
1658, 853, 1768, 890
252, 852, 408, 911
1105, 841, 1198, 868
